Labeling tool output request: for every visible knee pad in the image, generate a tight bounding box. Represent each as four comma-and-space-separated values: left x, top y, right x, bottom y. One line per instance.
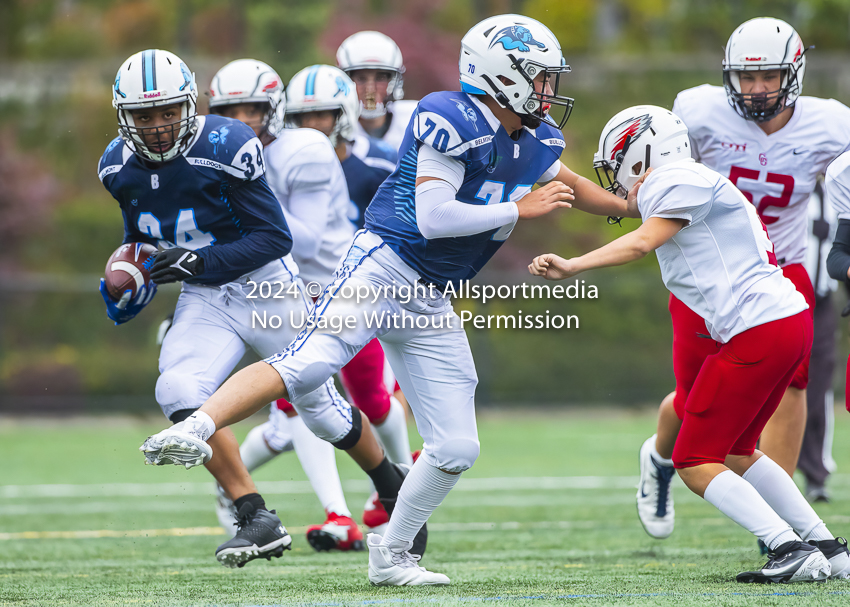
331, 405, 363, 450
156, 371, 203, 411
433, 437, 480, 473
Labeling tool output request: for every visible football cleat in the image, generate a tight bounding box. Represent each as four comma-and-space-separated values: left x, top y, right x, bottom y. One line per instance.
808, 537, 850, 579
306, 512, 364, 552
736, 541, 831, 584
139, 422, 212, 468
367, 533, 449, 586
636, 435, 676, 539
214, 484, 238, 538
363, 492, 389, 536
215, 502, 292, 568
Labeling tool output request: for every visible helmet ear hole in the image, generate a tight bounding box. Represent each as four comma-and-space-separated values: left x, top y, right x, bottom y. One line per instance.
631, 161, 642, 175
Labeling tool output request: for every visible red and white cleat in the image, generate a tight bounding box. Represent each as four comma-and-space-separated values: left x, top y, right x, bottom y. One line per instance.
306, 512, 364, 552
362, 492, 389, 536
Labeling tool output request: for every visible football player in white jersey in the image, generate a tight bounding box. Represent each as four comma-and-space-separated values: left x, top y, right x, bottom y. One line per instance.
139, 14, 647, 585
531, 105, 849, 583
825, 151, 850, 415
207, 58, 364, 552
336, 31, 417, 153
635, 18, 850, 540
225, 62, 415, 539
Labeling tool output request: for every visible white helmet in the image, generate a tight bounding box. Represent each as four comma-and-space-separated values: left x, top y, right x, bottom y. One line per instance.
112, 49, 198, 162
285, 65, 360, 146
722, 17, 808, 123
594, 105, 691, 198
336, 31, 404, 119
208, 59, 285, 138
459, 14, 574, 129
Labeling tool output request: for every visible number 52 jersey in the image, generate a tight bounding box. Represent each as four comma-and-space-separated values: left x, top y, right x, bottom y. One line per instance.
98, 115, 295, 287
673, 84, 850, 267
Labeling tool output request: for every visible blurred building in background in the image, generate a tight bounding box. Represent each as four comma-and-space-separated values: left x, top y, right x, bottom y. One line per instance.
2, 0, 850, 412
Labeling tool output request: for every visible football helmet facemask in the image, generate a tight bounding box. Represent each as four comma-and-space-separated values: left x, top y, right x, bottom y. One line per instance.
208, 59, 285, 139
113, 49, 199, 163
722, 17, 809, 123
459, 14, 574, 129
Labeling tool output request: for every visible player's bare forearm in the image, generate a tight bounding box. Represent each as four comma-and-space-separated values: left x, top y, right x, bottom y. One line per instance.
549, 163, 645, 219
529, 217, 685, 280
199, 362, 288, 429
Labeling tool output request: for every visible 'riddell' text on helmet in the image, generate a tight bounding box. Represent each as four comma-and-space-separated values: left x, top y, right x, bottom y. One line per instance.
208, 59, 285, 139
459, 15, 574, 129
113, 49, 199, 163
722, 17, 808, 123
285, 65, 360, 147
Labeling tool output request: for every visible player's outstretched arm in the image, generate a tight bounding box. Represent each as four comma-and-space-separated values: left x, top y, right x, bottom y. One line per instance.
529, 217, 686, 280
514, 181, 575, 220
546, 163, 646, 219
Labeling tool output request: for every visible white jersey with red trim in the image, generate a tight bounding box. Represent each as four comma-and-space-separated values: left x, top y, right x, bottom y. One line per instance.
356, 100, 418, 152
638, 159, 808, 343
672, 84, 850, 267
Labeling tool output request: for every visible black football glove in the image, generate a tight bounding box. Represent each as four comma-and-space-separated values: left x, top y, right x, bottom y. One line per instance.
150, 248, 205, 284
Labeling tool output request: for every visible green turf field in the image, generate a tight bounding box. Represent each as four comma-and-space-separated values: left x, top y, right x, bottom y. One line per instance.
1, 408, 849, 607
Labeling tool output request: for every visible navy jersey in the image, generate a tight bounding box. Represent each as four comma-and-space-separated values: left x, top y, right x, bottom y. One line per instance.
342, 135, 397, 229
364, 92, 565, 287
98, 115, 293, 287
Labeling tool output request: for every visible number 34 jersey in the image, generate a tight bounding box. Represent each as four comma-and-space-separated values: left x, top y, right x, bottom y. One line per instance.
364, 91, 565, 288
97, 115, 294, 287
673, 84, 850, 267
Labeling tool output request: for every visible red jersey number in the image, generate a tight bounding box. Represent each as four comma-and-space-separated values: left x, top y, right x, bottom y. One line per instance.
728, 166, 795, 225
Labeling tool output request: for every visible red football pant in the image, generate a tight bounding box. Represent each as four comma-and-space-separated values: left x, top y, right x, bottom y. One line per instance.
669, 263, 815, 418
672, 311, 813, 468
275, 337, 391, 422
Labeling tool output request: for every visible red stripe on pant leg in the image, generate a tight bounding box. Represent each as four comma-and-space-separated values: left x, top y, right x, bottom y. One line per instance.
673, 312, 812, 468
669, 294, 719, 420
338, 338, 391, 422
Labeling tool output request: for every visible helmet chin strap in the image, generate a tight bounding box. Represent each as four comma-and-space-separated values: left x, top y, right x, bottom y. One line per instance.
480, 74, 541, 130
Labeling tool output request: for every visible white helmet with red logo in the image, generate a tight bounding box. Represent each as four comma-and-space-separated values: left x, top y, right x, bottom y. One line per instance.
208, 59, 285, 138
722, 17, 807, 122
336, 31, 405, 119
594, 105, 691, 197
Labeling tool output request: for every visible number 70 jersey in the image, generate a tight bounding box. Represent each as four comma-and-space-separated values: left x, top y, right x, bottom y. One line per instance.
364, 91, 565, 288
673, 84, 850, 267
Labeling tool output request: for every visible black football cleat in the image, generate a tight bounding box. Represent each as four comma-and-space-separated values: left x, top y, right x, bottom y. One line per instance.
808, 537, 850, 579
736, 541, 830, 584
215, 503, 292, 568
378, 463, 428, 558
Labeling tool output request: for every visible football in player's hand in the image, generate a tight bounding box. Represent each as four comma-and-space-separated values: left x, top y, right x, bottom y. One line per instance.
105, 243, 157, 299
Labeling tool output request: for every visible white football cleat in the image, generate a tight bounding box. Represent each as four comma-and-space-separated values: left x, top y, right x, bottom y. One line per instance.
809, 538, 850, 579
637, 434, 676, 539
737, 541, 831, 583
139, 423, 212, 468
367, 533, 449, 586
215, 484, 239, 538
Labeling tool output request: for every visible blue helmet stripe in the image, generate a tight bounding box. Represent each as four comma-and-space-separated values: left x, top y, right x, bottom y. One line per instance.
305, 65, 320, 96
142, 50, 156, 92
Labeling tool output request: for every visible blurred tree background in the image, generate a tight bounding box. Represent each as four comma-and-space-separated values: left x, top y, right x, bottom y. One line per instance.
2, 0, 850, 412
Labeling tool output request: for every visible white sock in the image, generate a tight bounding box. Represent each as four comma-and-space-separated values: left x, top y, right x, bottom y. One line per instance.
373, 397, 414, 466
650, 435, 674, 467
742, 455, 832, 541
382, 457, 460, 546
184, 411, 216, 441
288, 415, 351, 518
704, 470, 800, 550
239, 424, 279, 472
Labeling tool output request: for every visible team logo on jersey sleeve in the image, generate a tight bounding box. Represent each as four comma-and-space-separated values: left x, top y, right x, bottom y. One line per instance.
208, 125, 230, 155
489, 26, 546, 52
453, 99, 479, 132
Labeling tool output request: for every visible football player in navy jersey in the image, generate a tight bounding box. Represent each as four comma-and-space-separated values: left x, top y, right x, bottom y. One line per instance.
99, 49, 369, 568
141, 15, 642, 585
